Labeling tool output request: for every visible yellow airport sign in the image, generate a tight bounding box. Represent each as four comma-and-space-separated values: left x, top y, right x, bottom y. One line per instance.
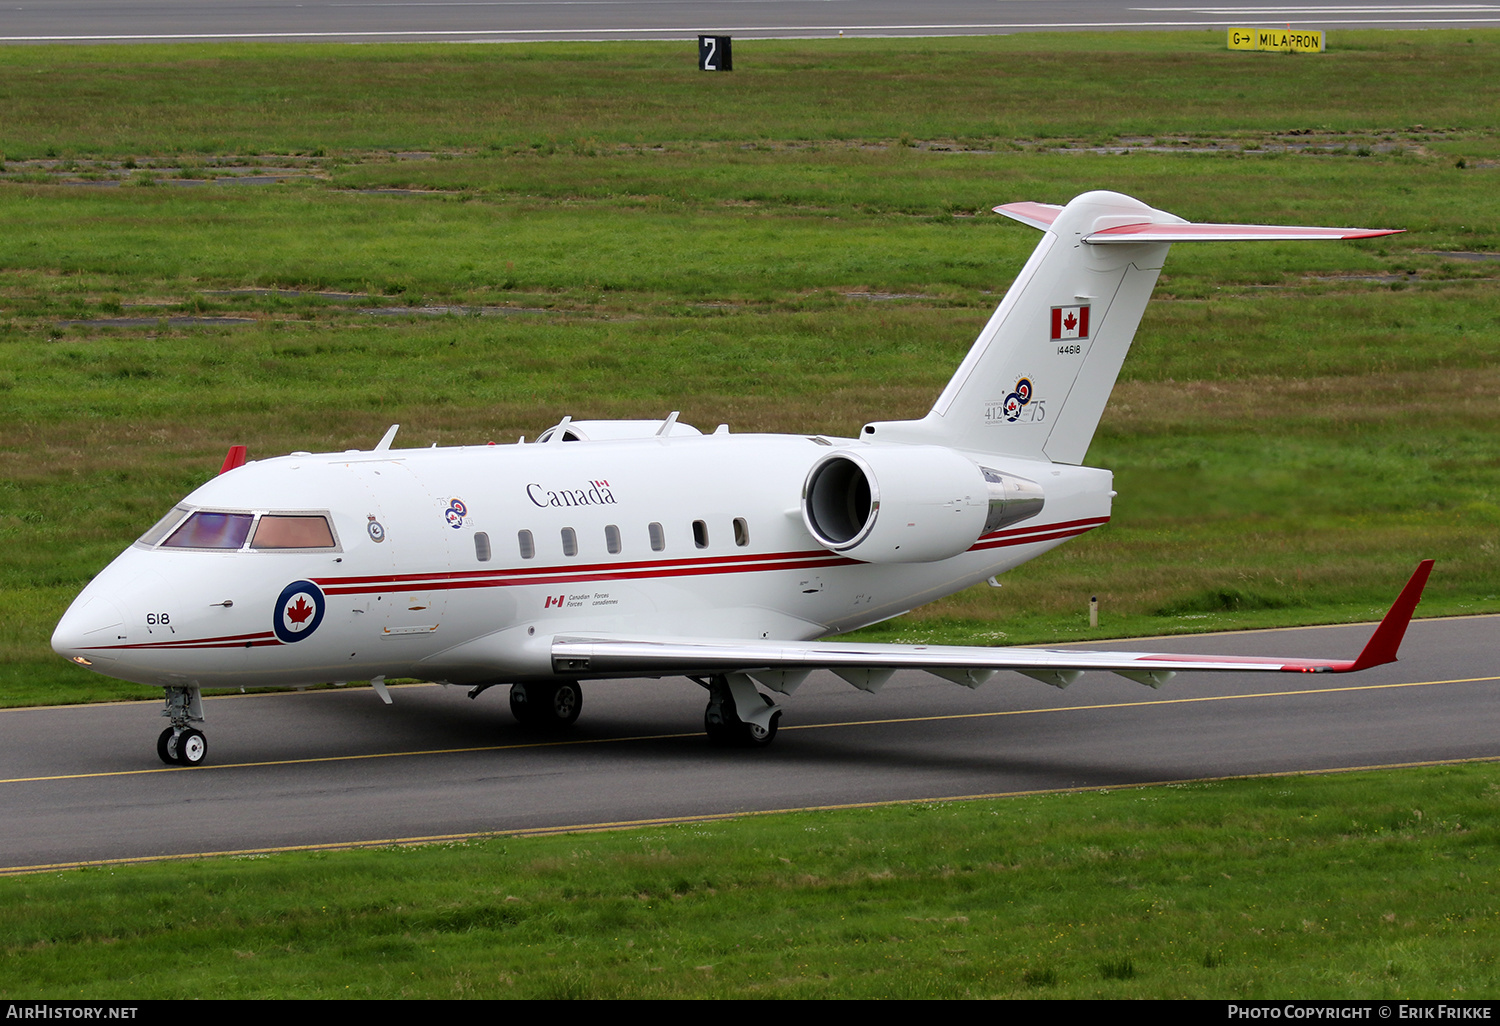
1228, 27, 1325, 53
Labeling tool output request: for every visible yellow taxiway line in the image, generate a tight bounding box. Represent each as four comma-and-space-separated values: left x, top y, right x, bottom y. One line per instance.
3, 674, 1496, 786
6, 748, 1499, 876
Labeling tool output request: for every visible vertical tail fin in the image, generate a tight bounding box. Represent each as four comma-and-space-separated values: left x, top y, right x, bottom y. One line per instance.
861, 191, 1399, 464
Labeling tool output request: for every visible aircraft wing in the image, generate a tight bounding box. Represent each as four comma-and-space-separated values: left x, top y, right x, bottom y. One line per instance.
551, 561, 1433, 691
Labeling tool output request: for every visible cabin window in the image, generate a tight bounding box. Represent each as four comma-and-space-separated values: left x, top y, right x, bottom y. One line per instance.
518, 530, 535, 559
162, 511, 255, 550
474, 532, 491, 562
692, 520, 709, 549
648, 522, 665, 552
561, 527, 578, 557
251, 514, 335, 550
605, 524, 621, 554
733, 517, 750, 547
139, 505, 189, 546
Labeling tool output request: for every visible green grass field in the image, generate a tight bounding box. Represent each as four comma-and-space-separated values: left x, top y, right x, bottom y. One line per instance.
3, 53, 1497, 700
0, 33, 1497, 997
3, 763, 1498, 998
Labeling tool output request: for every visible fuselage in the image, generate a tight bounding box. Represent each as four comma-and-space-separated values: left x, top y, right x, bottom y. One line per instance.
52, 430, 1112, 691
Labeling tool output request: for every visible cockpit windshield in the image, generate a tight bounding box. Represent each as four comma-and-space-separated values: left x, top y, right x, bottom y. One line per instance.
138, 505, 190, 546
252, 515, 335, 549
162, 512, 255, 549
141, 508, 339, 551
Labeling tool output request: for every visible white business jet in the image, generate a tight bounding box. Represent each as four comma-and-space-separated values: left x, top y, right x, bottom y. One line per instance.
52, 190, 1429, 767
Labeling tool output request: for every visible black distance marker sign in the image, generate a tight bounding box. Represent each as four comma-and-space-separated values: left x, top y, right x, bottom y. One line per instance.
699, 35, 732, 71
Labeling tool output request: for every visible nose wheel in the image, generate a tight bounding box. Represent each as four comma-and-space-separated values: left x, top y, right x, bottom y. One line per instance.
156, 686, 208, 766
157, 727, 209, 766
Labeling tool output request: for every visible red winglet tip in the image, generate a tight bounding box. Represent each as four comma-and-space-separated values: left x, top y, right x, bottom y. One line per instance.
219, 444, 247, 475
1348, 560, 1434, 671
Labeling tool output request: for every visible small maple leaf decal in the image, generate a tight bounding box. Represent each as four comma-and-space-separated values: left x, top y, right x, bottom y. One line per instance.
285, 596, 314, 624
1063, 311, 1077, 332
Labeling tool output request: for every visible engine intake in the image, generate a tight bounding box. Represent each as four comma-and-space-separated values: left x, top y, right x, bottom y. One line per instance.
802, 447, 1044, 564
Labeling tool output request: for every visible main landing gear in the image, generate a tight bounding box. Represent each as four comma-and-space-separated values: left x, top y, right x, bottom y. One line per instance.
157, 685, 208, 766
502, 675, 783, 748
509, 680, 583, 728
703, 673, 781, 748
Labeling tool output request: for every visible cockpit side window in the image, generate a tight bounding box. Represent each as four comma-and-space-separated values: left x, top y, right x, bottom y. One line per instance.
138, 505, 190, 546
162, 511, 255, 550
251, 514, 336, 549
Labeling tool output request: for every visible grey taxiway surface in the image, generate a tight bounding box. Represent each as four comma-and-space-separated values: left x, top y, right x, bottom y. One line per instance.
2, 0, 1498, 44
3, 613, 1496, 872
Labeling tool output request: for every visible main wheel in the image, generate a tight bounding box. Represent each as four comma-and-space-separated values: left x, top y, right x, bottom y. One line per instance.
509, 683, 537, 725
176, 728, 208, 766
510, 682, 583, 728
705, 691, 779, 748
546, 681, 582, 726
157, 727, 179, 765
743, 696, 780, 748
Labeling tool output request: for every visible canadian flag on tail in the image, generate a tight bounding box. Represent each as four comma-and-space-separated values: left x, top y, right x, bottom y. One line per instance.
1051, 304, 1089, 341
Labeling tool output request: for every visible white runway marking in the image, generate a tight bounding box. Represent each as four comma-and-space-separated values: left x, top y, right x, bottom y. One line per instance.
1136, 4, 1500, 10
331, 1, 863, 6
1137, 4, 1500, 10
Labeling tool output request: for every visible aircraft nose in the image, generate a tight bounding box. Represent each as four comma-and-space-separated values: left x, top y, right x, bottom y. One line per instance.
52, 593, 127, 667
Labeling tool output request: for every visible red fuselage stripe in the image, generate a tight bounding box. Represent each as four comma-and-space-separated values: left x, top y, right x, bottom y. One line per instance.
312, 517, 1111, 595
86, 632, 280, 651
319, 555, 858, 596
318, 546, 843, 586
971, 517, 1109, 551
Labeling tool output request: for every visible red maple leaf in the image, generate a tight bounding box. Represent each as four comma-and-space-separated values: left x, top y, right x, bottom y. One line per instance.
1063, 311, 1077, 332
285, 596, 314, 624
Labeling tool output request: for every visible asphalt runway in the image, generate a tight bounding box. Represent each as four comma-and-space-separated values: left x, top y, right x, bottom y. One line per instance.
2, 0, 1497, 43
3, 613, 1496, 873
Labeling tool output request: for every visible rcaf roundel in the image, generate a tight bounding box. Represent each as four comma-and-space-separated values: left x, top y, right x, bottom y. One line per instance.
1051, 304, 1090, 341
273, 580, 326, 644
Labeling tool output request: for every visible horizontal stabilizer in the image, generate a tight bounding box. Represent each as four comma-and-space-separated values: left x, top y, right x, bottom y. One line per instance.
1085, 221, 1402, 243
992, 201, 1064, 230
993, 201, 1402, 243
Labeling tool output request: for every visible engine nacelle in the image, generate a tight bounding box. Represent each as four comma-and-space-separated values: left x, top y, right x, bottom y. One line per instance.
802, 446, 1044, 563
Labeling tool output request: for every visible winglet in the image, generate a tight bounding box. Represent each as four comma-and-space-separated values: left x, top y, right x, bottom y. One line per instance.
1347, 560, 1434, 671
219, 445, 247, 475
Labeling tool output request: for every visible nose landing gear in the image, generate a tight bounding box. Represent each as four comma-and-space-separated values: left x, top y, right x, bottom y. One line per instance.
157, 686, 208, 766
